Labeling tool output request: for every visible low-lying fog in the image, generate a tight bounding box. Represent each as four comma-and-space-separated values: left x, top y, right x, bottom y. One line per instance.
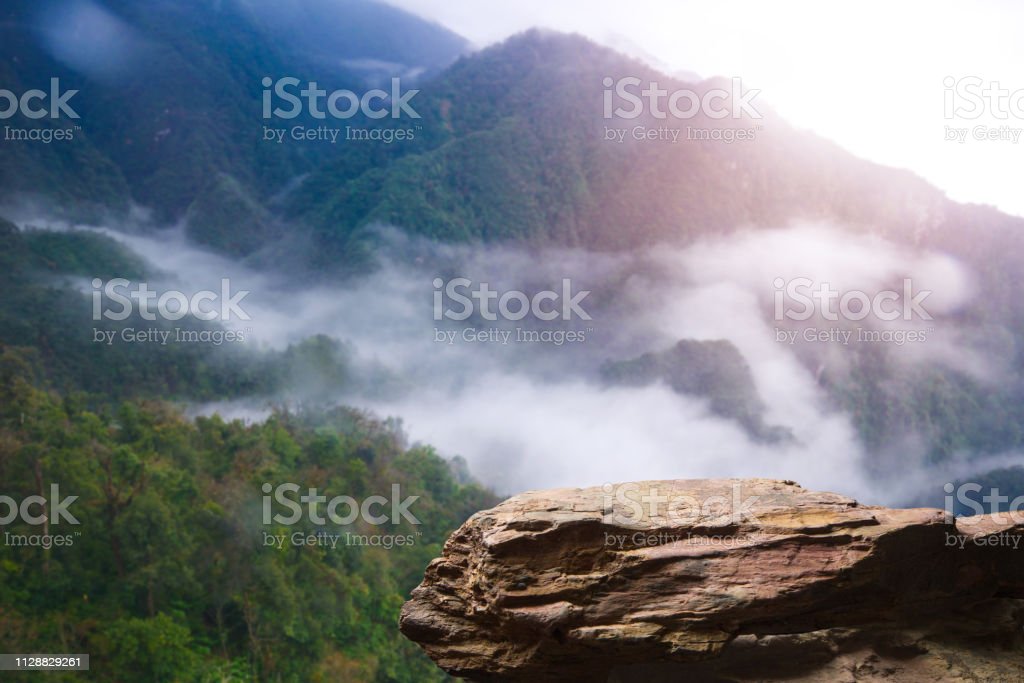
21, 213, 1010, 506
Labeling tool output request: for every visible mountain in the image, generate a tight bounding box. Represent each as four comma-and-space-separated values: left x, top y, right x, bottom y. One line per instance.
0, 354, 497, 681
284, 31, 1024, 481
3, 13, 1024, 682
282, 26, 1024, 383
234, 0, 469, 84
4, 20, 1024, 496
288, 30, 975, 255
601, 340, 792, 443
6, 15, 1020, 276
0, 0, 468, 224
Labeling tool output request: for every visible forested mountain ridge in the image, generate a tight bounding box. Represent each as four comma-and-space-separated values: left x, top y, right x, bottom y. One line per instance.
0, 348, 496, 681
5, 8, 1024, 491
0, 0, 467, 225
4, 6, 1022, 276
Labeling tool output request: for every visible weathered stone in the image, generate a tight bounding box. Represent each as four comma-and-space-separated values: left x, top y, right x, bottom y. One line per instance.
400, 479, 1024, 681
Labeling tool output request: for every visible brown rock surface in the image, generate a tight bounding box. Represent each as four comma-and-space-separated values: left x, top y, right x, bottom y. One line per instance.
400, 479, 1024, 681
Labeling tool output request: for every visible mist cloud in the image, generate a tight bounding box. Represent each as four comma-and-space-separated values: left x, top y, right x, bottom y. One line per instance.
27, 215, 1003, 505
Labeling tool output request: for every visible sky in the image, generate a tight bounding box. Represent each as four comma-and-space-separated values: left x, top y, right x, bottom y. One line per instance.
388, 0, 1024, 218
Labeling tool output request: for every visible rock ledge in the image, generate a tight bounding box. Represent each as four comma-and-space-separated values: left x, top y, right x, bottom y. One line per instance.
400, 478, 1024, 682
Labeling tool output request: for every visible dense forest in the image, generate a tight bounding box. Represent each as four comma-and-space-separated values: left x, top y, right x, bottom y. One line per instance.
0, 218, 500, 680
0, 345, 495, 681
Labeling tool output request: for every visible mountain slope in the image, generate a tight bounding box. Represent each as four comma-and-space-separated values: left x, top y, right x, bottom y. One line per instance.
0, 0, 468, 224
290, 31, 973, 256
